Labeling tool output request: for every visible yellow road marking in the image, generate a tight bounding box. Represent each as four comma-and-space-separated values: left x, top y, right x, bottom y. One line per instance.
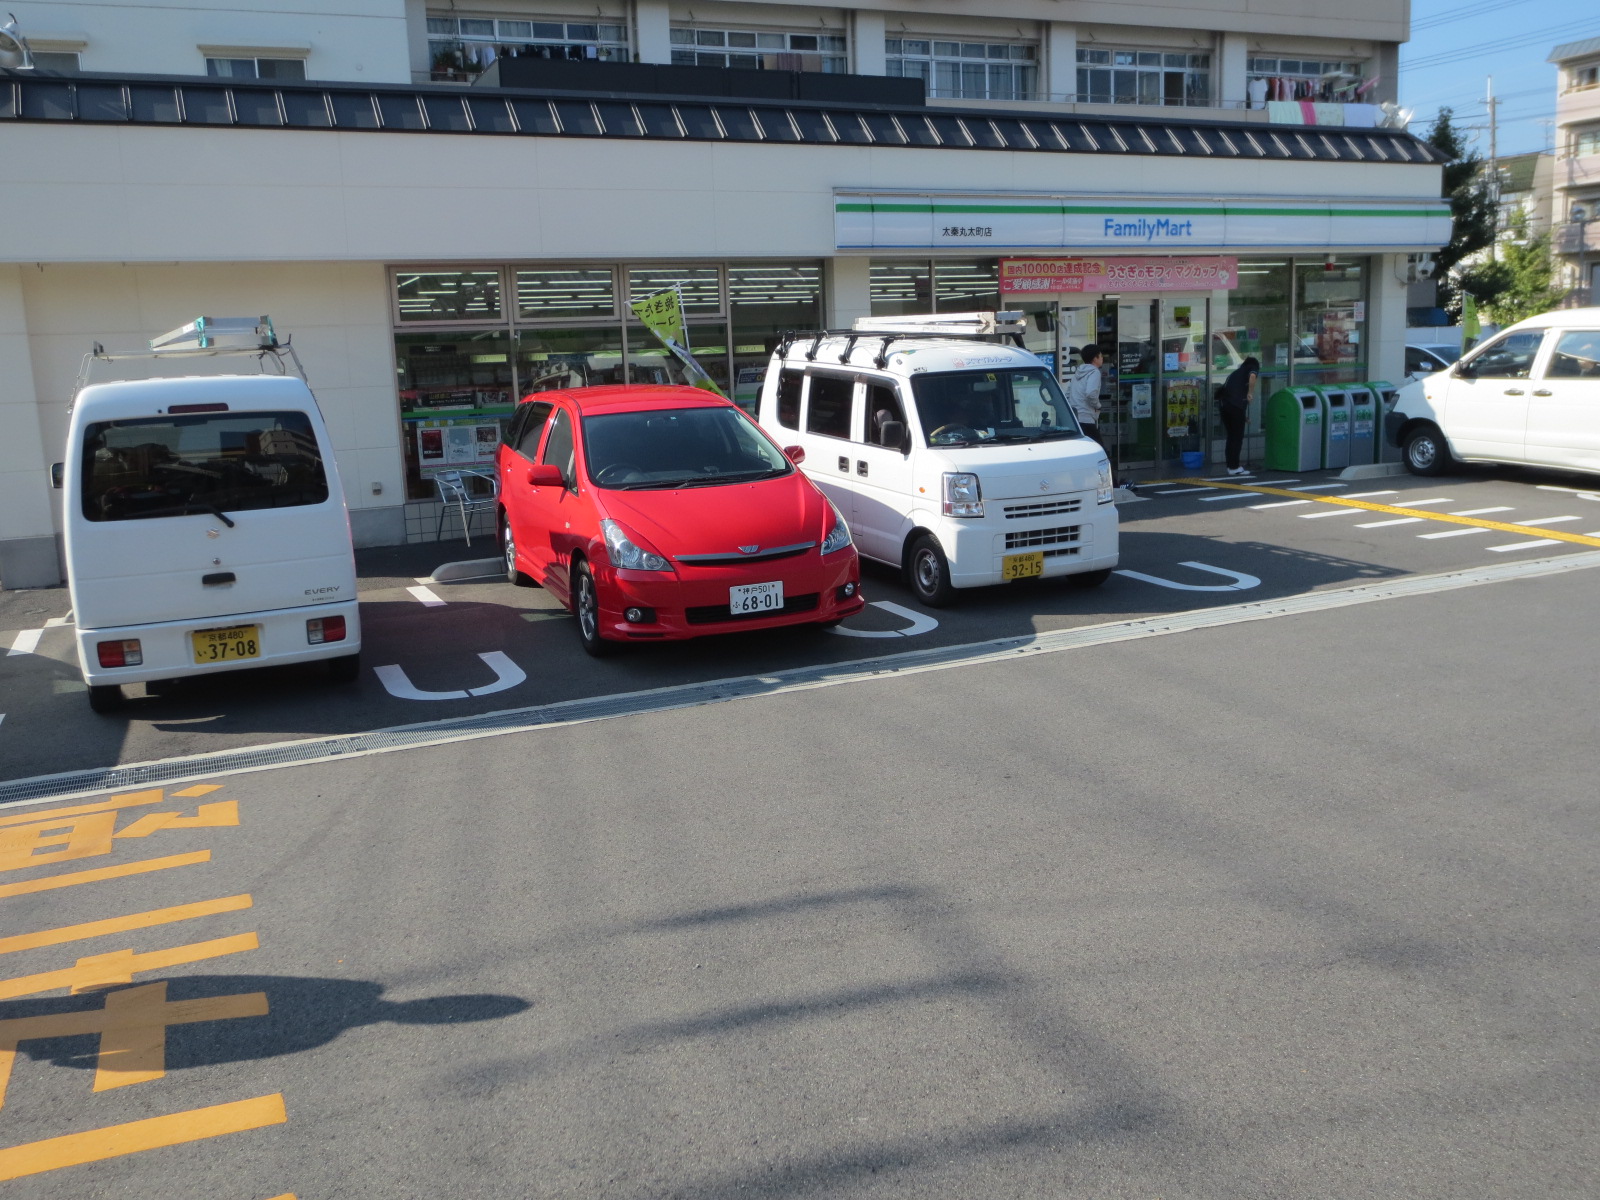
0, 894, 252, 957
0, 1093, 286, 1181
0, 932, 259, 1000
1166, 479, 1600, 547
0, 850, 211, 899
171, 784, 223, 798
114, 801, 239, 840
0, 789, 165, 829
1, 812, 119, 873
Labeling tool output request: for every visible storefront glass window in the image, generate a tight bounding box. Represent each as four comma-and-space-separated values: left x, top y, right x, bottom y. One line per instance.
516, 326, 625, 393
729, 264, 822, 411
1221, 259, 1291, 449
934, 260, 1000, 312
515, 267, 616, 321
1295, 258, 1367, 384
870, 261, 932, 315
629, 266, 722, 314
396, 330, 515, 498
395, 270, 503, 323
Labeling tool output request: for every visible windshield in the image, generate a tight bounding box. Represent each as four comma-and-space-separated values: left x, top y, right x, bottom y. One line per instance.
80, 411, 329, 522
909, 368, 1082, 447
582, 405, 793, 489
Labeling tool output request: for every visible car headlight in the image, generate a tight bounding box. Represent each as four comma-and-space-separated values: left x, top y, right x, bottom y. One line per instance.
820, 501, 853, 555
602, 519, 671, 572
1096, 459, 1114, 504
942, 472, 983, 517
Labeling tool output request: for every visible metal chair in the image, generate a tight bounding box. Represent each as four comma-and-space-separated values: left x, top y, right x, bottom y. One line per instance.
433, 469, 498, 545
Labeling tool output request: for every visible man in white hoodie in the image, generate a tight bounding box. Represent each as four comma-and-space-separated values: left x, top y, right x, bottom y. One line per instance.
1067, 344, 1105, 450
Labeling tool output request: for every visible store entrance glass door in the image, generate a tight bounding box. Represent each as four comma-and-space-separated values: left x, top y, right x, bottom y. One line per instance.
1159, 296, 1212, 465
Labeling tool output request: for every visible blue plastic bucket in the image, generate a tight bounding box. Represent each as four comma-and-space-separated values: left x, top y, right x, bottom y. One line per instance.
1180, 450, 1206, 469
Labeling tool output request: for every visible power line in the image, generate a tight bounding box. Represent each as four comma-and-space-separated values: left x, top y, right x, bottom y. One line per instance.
1400, 18, 1599, 71
1412, 0, 1541, 32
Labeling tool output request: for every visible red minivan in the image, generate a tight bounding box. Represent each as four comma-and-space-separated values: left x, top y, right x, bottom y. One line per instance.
496, 385, 864, 655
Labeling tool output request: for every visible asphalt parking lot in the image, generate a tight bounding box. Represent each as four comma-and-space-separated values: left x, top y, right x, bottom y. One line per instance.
4, 464, 1600, 786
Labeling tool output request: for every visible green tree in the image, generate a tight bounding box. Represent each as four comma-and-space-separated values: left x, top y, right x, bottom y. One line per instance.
1424, 107, 1498, 317
1459, 213, 1569, 325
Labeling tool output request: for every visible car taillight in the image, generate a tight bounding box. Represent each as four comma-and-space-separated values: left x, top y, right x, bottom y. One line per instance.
307, 616, 346, 644
97, 639, 142, 668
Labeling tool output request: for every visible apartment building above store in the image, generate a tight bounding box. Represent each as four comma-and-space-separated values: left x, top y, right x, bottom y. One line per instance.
0, 0, 1404, 125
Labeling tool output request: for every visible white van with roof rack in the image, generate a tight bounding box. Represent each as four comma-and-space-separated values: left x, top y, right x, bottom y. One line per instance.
757, 312, 1118, 605
56, 317, 361, 712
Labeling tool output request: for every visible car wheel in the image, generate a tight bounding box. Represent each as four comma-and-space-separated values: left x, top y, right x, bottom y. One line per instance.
503, 519, 534, 587
328, 653, 360, 684
1068, 568, 1113, 589
906, 534, 956, 608
87, 684, 124, 714
1404, 425, 1453, 476
574, 560, 616, 658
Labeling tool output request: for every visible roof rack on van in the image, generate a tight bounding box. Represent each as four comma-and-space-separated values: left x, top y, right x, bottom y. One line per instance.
72, 315, 307, 406
779, 311, 1028, 369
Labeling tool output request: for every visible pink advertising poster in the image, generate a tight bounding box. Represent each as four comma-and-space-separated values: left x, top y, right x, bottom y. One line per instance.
1000, 257, 1239, 294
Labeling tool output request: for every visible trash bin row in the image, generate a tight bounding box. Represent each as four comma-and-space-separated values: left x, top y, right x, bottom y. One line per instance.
1263, 382, 1402, 472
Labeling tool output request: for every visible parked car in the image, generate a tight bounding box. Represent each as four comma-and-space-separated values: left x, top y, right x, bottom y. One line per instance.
497, 384, 864, 655
1405, 343, 1456, 382
756, 325, 1117, 606
59, 320, 360, 713
1387, 308, 1600, 477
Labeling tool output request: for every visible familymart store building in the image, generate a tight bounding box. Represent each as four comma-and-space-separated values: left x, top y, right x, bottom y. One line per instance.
0, 69, 1448, 585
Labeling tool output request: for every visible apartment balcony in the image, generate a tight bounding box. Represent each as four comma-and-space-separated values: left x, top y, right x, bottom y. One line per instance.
1555, 82, 1600, 125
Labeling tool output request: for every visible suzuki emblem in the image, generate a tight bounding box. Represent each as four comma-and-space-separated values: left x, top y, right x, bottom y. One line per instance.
1039, 480, 1050, 492
207, 528, 221, 538
738, 545, 760, 554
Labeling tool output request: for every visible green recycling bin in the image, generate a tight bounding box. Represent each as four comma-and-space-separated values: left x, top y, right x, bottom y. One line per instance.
1312, 386, 1352, 469
1264, 387, 1323, 471
1368, 381, 1402, 462
1344, 385, 1377, 466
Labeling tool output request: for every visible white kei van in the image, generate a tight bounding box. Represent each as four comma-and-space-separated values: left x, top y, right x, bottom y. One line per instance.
59, 319, 360, 712
756, 315, 1118, 605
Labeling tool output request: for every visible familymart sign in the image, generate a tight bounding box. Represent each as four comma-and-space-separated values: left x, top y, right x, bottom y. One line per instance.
835, 193, 1453, 252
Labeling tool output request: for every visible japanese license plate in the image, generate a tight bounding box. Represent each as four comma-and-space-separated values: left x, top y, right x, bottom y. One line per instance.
1001, 551, 1045, 580
729, 581, 784, 614
191, 625, 261, 664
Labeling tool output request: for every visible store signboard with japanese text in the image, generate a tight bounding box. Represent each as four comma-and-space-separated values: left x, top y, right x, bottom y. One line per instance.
836, 194, 1453, 252
999, 257, 1238, 294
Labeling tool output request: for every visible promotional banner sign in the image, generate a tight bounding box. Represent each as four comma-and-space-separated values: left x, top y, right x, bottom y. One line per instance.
1000, 256, 1239, 294
629, 288, 726, 398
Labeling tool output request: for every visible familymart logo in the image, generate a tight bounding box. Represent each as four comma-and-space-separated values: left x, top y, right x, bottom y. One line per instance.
1103, 216, 1196, 242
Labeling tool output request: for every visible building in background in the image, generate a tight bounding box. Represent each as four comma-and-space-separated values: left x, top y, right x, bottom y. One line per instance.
1, 0, 1443, 587
1493, 151, 1555, 243
1550, 36, 1600, 305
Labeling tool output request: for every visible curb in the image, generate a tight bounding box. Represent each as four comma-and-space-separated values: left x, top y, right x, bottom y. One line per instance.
429, 558, 503, 583
1338, 462, 1406, 480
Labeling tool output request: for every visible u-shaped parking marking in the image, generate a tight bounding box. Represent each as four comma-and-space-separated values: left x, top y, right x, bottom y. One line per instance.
1114, 562, 1261, 592
374, 651, 527, 701
827, 601, 940, 638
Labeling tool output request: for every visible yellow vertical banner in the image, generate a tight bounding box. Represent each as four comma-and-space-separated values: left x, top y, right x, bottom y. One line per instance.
628, 288, 726, 398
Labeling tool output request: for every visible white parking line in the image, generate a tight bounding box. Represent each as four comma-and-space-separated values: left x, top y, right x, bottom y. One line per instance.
1355, 517, 1425, 528
1292, 483, 1348, 491
1389, 496, 1454, 507
1154, 486, 1217, 494
42, 615, 72, 628
1204, 473, 1253, 481
1343, 490, 1400, 499
1250, 499, 1311, 509
1516, 516, 1581, 526
1447, 507, 1514, 516
1419, 527, 1490, 539
406, 585, 447, 607
1535, 485, 1600, 500
1198, 491, 1259, 502
1300, 509, 1361, 519
1487, 539, 1564, 552
6, 629, 42, 657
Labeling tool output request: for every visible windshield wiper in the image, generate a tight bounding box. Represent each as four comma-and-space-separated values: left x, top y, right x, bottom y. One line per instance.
184, 500, 236, 527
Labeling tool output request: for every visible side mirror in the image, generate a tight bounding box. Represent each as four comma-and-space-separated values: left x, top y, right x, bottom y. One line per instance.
878, 420, 906, 450
50, 462, 63, 489
526, 464, 565, 487
783, 445, 806, 465
1453, 360, 1476, 379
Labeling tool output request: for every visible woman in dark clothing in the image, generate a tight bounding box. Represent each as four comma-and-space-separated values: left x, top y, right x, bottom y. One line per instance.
1217, 356, 1259, 474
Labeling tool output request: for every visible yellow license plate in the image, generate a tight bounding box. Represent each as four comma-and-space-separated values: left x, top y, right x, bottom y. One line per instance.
1001, 551, 1045, 580
191, 625, 261, 664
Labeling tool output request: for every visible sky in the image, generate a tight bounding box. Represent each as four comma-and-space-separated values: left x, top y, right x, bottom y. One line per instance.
1400, 0, 1598, 160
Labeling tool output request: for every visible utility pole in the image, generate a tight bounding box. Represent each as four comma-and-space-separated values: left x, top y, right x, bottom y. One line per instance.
1486, 76, 1500, 261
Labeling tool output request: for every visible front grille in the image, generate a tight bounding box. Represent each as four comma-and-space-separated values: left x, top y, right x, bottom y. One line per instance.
685, 592, 820, 625
1003, 499, 1081, 519
1005, 525, 1081, 550
1042, 547, 1080, 559
674, 544, 814, 567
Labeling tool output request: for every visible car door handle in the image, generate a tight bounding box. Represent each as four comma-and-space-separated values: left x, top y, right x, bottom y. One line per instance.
1532, 389, 1552, 396
1503, 388, 1524, 395
837, 456, 849, 472
856, 460, 869, 477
